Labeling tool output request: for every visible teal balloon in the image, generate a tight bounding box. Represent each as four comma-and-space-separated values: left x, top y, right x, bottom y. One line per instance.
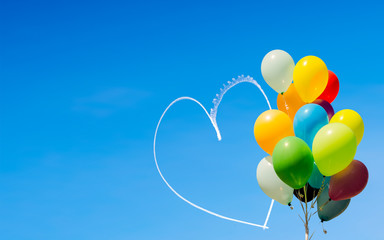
273, 136, 314, 189
308, 163, 330, 189
293, 104, 329, 149
317, 185, 350, 222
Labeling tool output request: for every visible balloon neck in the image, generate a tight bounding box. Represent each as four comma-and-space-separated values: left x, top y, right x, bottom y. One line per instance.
280, 92, 284, 95
321, 221, 327, 234
288, 202, 293, 210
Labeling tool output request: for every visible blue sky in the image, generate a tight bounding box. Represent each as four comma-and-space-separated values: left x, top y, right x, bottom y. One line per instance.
1, 0, 383, 239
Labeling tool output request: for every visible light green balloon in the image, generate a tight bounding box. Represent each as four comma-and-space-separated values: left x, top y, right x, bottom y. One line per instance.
261, 50, 294, 94
312, 123, 357, 176
257, 156, 293, 205
272, 136, 314, 189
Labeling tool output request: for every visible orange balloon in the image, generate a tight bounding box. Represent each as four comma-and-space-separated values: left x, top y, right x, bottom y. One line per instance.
254, 110, 295, 155
277, 83, 305, 120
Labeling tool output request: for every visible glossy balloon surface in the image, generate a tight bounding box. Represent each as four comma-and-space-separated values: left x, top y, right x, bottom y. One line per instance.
254, 110, 294, 155
312, 123, 357, 176
308, 163, 330, 189
261, 50, 295, 94
294, 184, 319, 202
257, 156, 293, 205
330, 109, 364, 145
312, 99, 334, 120
293, 104, 329, 148
293, 56, 328, 103
273, 136, 314, 189
318, 185, 350, 222
277, 83, 305, 120
317, 70, 339, 103
329, 160, 369, 201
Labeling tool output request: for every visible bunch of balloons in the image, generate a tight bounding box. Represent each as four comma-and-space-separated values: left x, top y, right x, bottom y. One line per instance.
255, 50, 368, 231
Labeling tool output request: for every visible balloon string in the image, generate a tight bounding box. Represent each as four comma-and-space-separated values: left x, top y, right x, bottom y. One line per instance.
311, 176, 327, 208
321, 221, 327, 234
290, 202, 305, 224
318, 199, 331, 211
153, 76, 273, 229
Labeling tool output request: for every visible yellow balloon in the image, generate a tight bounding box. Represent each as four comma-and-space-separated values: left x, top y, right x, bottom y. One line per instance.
254, 110, 294, 155
330, 109, 364, 145
293, 56, 328, 103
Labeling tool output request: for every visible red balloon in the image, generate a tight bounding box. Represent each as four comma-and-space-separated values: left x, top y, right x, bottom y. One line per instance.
329, 160, 368, 201
317, 71, 339, 103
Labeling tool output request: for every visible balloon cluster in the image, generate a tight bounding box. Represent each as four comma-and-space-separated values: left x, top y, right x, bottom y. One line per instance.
255, 50, 368, 230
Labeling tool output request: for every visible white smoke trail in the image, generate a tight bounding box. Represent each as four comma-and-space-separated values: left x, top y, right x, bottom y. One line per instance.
210, 75, 272, 139
153, 75, 273, 229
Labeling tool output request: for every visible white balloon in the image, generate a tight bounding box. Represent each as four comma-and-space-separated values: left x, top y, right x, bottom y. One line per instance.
261, 50, 294, 94
257, 156, 293, 205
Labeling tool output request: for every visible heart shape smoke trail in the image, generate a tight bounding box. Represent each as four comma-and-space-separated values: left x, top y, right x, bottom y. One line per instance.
153, 75, 274, 229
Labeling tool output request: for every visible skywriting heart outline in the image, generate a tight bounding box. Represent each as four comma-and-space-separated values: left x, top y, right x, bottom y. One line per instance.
153, 75, 274, 229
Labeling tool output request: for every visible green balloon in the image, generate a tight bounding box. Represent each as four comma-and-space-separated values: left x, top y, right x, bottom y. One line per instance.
273, 136, 314, 189
312, 123, 357, 176
317, 185, 350, 222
